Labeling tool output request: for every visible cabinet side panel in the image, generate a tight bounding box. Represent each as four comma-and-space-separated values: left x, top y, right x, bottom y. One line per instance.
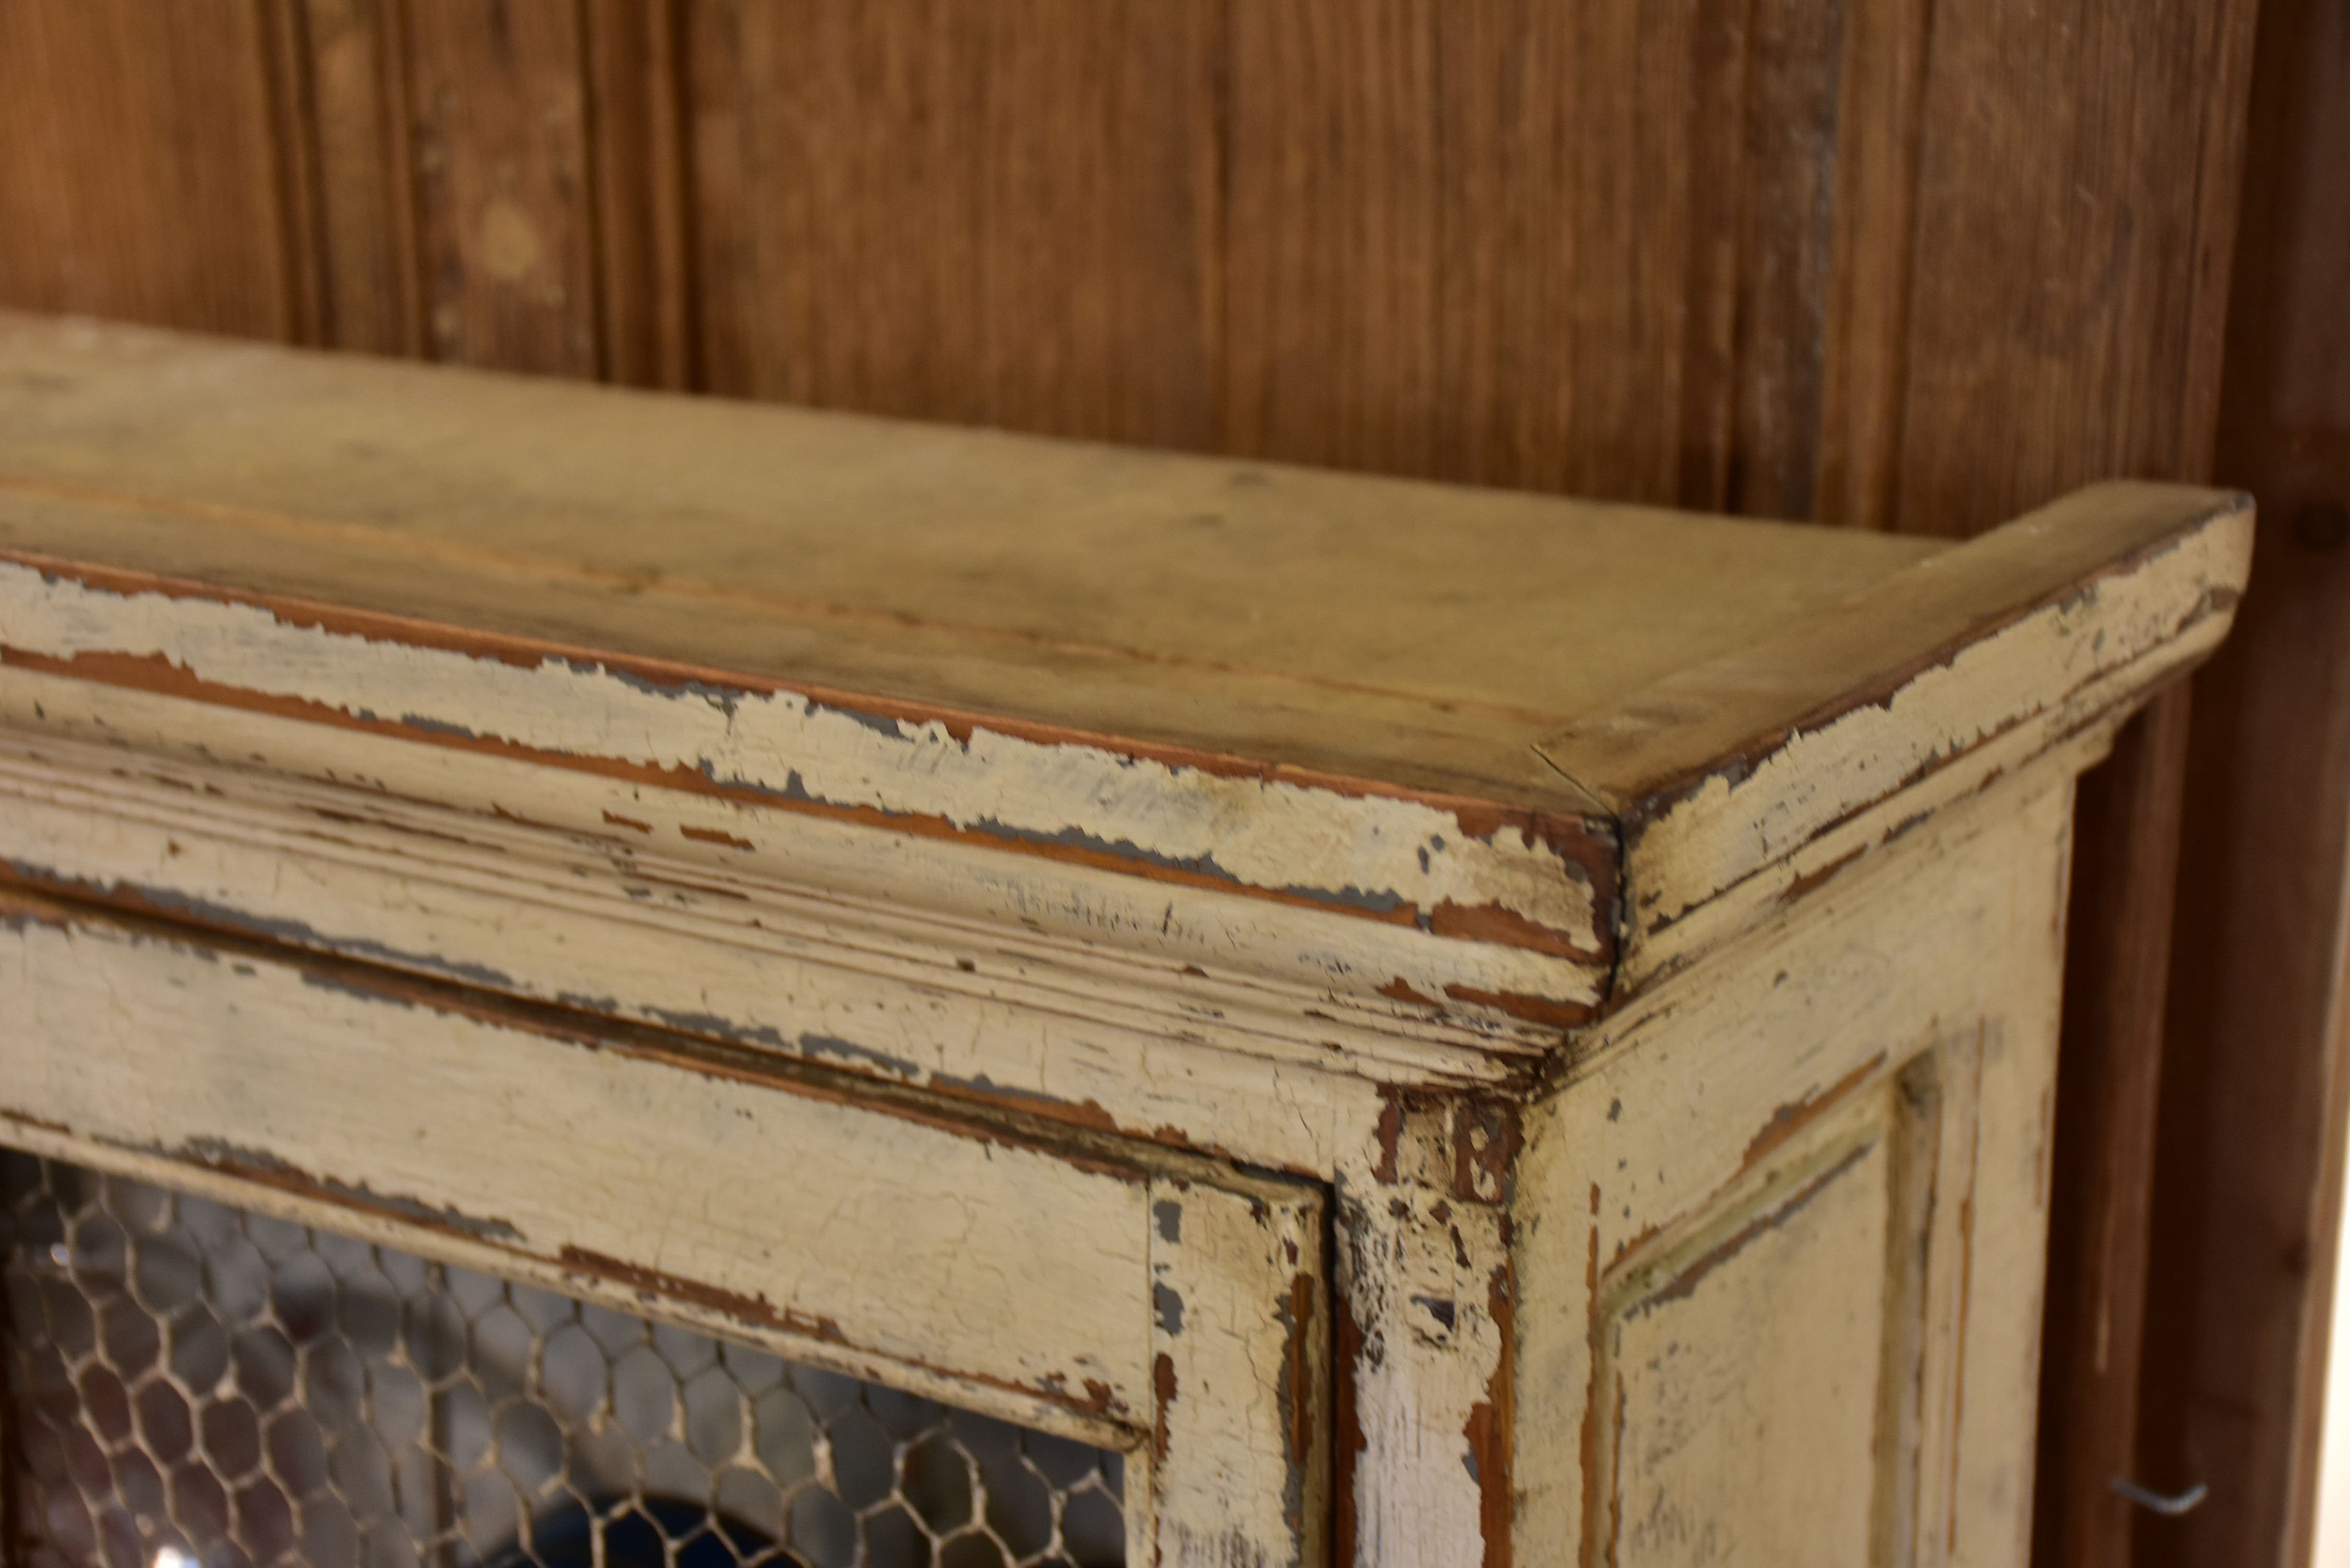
1599, 1120, 1894, 1566
1514, 772, 2073, 1568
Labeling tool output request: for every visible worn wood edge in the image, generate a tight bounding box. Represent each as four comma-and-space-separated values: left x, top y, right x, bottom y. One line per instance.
0, 731, 1557, 1081
0, 716, 1559, 1181
1550, 742, 2090, 1096
1150, 1174, 1330, 1568
1541, 483, 2252, 948
0, 668, 1582, 1055
0, 878, 1186, 1447
0, 548, 1620, 997
1609, 610, 2213, 997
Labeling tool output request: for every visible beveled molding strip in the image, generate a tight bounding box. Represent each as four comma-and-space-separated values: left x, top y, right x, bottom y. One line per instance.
0, 694, 1564, 1181
0, 551, 1618, 1024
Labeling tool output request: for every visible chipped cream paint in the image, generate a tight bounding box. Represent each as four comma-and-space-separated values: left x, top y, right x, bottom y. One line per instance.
1514, 769, 2073, 1566
0, 888, 1329, 1568
0, 561, 1608, 958
1552, 498, 2245, 951
0, 351, 2253, 1568
0, 664, 1592, 1043
0, 893, 1158, 1423
1336, 1098, 1516, 1568
1149, 1175, 1329, 1567
0, 696, 1564, 1180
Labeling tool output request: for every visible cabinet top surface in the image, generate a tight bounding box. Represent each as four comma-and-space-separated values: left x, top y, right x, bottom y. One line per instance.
0, 314, 1939, 799
0, 313, 2251, 1019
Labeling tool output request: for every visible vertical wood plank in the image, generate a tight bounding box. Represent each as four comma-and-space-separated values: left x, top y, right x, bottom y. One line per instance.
1887, 0, 2257, 536
1719, 0, 1848, 522
583, 0, 694, 390
257, 0, 331, 348
1225, 0, 1671, 498
0, 0, 300, 340
685, 0, 1221, 448
1811, 0, 1931, 531
403, 0, 600, 376
296, 0, 426, 356
2137, 0, 2350, 1559
1221, 0, 1853, 513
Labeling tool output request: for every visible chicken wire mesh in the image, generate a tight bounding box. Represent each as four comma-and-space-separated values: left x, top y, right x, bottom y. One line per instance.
0, 1154, 1126, 1568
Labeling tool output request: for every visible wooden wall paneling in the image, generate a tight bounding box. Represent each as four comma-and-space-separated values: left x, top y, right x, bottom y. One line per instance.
0, 0, 304, 340
1220, 0, 1860, 515
1887, 0, 2258, 538
583, 0, 694, 390
257, 0, 330, 347
683, 0, 1222, 448
402, 0, 601, 376
2138, 0, 2350, 1559
293, 0, 425, 356
1810, 0, 1931, 531
1709, 0, 1847, 522
1223, 1, 1664, 499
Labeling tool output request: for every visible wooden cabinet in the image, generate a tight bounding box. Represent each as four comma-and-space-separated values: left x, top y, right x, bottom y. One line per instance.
0, 315, 2250, 1566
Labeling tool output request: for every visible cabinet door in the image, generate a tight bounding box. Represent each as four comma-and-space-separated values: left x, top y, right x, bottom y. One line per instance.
0, 882, 1328, 1567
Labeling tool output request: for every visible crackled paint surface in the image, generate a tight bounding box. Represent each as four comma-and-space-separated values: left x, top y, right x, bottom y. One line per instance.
0, 562, 1612, 963
0, 418, 2255, 1568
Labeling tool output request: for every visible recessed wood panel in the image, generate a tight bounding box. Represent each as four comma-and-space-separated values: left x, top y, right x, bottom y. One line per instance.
1592, 1119, 1897, 1566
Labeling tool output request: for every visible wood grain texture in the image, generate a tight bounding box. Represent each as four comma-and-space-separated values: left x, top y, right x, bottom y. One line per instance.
295, 0, 425, 355
403, 0, 598, 375
0, 320, 2252, 1037
0, 0, 302, 340
1888, 0, 2257, 536
1221, 0, 1852, 508
686, 0, 1221, 447
2140, 511, 2350, 1568
583, 0, 693, 390
0, 3, 2294, 1558
2136, 0, 2350, 1555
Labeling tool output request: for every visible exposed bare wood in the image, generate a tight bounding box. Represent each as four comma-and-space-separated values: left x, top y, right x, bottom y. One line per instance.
0, 322, 2251, 1032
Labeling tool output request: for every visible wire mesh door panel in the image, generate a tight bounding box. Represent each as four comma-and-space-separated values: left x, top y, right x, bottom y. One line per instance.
0, 1155, 1127, 1568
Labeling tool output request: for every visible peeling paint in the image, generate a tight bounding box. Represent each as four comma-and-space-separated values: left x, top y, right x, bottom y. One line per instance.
0, 563, 1614, 962
177, 1135, 526, 1244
